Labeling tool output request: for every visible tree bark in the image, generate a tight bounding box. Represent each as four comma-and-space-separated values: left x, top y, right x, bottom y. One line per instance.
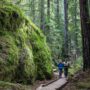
46, 0, 50, 41
31, 0, 35, 22
40, 0, 45, 31
47, 0, 50, 30
74, 0, 78, 58
55, 0, 60, 29
63, 0, 68, 60
47, 0, 50, 21
79, 0, 90, 70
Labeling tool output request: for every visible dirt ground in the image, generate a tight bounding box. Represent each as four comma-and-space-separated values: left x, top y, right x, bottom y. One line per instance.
61, 70, 90, 90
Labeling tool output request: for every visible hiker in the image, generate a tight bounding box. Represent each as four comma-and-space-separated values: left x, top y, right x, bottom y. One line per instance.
58, 61, 64, 78
64, 61, 70, 78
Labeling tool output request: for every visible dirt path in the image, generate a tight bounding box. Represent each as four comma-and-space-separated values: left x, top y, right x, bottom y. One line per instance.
36, 72, 67, 90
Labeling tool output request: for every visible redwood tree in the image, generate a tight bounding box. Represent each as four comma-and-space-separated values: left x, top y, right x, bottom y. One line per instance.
80, 0, 90, 70
63, 0, 68, 60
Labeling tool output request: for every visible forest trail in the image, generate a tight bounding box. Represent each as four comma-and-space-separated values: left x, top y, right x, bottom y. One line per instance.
36, 72, 67, 90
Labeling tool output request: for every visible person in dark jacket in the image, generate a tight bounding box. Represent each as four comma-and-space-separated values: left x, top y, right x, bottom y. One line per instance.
64, 61, 69, 78
58, 61, 64, 78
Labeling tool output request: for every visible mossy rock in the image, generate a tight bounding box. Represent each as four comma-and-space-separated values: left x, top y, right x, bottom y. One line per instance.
0, 2, 53, 84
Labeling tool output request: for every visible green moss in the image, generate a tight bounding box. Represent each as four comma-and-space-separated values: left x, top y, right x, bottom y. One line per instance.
0, 2, 52, 84
0, 2, 24, 31
0, 32, 19, 81
27, 24, 52, 80
0, 81, 31, 90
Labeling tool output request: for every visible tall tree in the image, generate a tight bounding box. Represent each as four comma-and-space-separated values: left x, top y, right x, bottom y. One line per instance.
63, 0, 68, 60
31, 0, 35, 22
55, 0, 60, 29
40, 0, 45, 31
88, 0, 90, 16
47, 0, 50, 27
67, 0, 82, 62
74, 0, 79, 59
80, 0, 90, 70
45, 0, 50, 41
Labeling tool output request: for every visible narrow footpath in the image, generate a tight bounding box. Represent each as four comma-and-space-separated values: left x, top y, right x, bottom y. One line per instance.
36, 72, 67, 90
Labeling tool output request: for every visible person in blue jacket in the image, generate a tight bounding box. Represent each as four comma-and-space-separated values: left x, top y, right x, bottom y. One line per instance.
58, 61, 64, 78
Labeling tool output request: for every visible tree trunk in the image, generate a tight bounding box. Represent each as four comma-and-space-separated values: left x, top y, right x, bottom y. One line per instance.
79, 0, 90, 70
47, 0, 50, 23
31, 0, 35, 22
63, 0, 68, 60
46, 0, 50, 41
88, 0, 90, 16
32, 0, 35, 22
74, 0, 78, 58
55, 0, 60, 29
40, 0, 45, 31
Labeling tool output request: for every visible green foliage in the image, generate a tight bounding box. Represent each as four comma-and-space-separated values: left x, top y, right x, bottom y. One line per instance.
0, 2, 52, 84
69, 56, 83, 75
0, 81, 31, 90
